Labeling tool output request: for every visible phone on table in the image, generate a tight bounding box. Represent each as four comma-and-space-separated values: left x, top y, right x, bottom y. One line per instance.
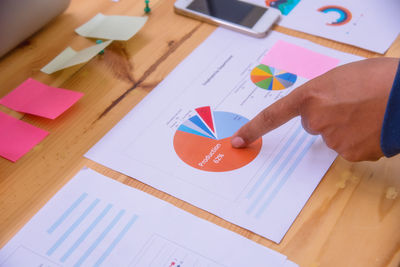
174, 0, 280, 38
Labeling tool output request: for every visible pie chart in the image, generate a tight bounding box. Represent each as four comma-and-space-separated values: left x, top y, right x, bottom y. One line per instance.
173, 106, 262, 172
250, 64, 297, 90
318, 5, 352, 26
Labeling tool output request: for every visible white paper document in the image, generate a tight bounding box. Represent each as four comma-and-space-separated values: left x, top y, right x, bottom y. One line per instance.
242, 0, 400, 53
86, 28, 362, 243
0, 168, 295, 267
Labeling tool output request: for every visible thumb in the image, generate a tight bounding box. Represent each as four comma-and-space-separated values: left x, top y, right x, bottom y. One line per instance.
231, 89, 303, 148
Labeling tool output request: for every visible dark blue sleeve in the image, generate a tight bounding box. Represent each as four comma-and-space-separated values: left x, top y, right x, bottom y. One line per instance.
381, 60, 400, 157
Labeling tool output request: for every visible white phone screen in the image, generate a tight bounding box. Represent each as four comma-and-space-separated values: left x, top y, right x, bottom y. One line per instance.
187, 0, 268, 28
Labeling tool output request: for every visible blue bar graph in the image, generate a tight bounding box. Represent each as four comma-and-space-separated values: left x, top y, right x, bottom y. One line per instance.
47, 193, 88, 234
44, 191, 140, 266
94, 214, 139, 266
246, 126, 303, 199
74, 209, 126, 267
246, 132, 309, 215
47, 198, 100, 256
60, 204, 113, 262
255, 136, 317, 218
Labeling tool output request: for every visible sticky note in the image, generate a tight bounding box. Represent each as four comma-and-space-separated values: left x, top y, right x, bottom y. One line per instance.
0, 111, 48, 162
0, 78, 84, 119
41, 40, 112, 74
261, 40, 340, 79
75, 13, 147, 41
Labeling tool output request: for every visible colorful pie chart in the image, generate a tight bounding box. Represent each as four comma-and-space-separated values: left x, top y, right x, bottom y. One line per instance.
173, 106, 262, 172
250, 64, 297, 90
318, 5, 352, 26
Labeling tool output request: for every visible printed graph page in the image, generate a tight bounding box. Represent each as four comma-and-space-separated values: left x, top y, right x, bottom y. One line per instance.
0, 168, 291, 267
86, 28, 362, 243
241, 0, 400, 53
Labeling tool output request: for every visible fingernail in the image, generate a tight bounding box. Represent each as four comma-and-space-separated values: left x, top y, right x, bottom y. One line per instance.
231, 136, 245, 148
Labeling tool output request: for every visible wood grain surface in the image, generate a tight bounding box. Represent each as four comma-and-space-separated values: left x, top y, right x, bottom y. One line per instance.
0, 0, 399, 266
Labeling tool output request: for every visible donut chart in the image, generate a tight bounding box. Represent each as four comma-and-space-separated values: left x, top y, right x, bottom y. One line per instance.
173, 106, 262, 172
318, 5, 352, 26
250, 64, 297, 90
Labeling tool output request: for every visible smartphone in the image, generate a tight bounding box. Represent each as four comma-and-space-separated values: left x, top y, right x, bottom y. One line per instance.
174, 0, 280, 38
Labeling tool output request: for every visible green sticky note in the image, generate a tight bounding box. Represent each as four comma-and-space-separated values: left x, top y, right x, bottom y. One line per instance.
41, 40, 112, 74
75, 13, 148, 41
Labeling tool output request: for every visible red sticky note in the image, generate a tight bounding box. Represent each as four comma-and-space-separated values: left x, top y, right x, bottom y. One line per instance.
261, 40, 340, 79
0, 78, 84, 119
0, 111, 49, 162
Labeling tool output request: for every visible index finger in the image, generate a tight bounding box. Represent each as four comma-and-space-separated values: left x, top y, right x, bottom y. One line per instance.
231, 89, 303, 148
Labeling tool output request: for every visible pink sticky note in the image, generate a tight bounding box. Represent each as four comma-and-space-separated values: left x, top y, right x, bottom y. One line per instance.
261, 40, 340, 79
0, 111, 49, 162
0, 78, 84, 119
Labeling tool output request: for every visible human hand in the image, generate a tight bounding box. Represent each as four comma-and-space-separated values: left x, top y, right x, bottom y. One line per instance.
231, 57, 400, 162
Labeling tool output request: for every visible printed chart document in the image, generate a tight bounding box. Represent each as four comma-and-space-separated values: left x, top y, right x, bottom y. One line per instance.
242, 0, 400, 53
0, 168, 295, 267
86, 28, 362, 243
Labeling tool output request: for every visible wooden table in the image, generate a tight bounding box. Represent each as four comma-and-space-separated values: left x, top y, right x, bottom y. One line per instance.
1, 0, 399, 266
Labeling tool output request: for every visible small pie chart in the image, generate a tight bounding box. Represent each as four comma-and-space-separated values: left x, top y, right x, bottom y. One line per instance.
250, 64, 297, 90
173, 106, 262, 172
318, 5, 352, 26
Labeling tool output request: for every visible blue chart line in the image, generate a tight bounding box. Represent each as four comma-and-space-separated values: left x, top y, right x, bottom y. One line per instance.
246, 126, 302, 199
60, 204, 113, 262
246, 131, 308, 215
74, 209, 126, 267
47, 193, 88, 234
47, 198, 100, 256
178, 125, 212, 139
189, 115, 215, 138
94, 214, 139, 267
255, 136, 317, 218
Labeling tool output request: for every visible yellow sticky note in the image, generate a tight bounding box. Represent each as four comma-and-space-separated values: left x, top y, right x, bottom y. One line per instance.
41, 40, 112, 74
75, 13, 147, 41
